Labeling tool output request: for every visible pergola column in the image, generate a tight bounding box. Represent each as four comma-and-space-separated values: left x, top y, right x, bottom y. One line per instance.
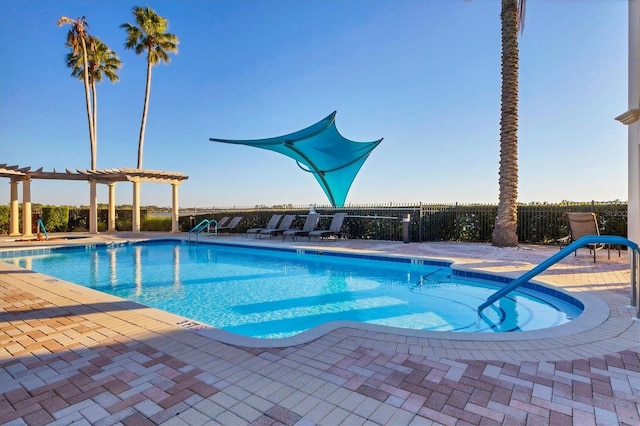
132, 179, 141, 233
9, 179, 20, 236
171, 181, 180, 233
108, 183, 116, 232
617, 0, 640, 244
630, 0, 640, 245
89, 180, 98, 234
22, 178, 32, 237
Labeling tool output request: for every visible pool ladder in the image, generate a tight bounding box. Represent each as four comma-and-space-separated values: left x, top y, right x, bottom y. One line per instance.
188, 219, 217, 245
477, 235, 640, 320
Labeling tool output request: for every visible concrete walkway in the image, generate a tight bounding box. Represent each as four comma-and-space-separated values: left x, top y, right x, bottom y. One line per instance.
1, 233, 638, 425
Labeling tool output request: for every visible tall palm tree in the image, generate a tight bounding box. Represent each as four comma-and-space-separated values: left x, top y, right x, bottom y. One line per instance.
491, 0, 526, 247
58, 16, 96, 169
66, 36, 122, 156
121, 6, 179, 169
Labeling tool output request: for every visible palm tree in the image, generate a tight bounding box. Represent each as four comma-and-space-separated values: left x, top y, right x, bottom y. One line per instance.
58, 16, 96, 169
66, 36, 122, 156
491, 0, 526, 247
121, 6, 179, 169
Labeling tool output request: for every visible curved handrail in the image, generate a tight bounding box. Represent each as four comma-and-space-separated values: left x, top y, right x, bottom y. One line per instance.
478, 235, 639, 313
188, 219, 217, 244
189, 219, 211, 234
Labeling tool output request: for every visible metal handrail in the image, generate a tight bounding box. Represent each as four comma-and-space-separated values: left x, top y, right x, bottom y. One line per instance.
477, 235, 640, 319
188, 219, 213, 244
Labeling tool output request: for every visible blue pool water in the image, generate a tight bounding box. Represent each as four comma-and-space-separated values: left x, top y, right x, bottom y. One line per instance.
3, 241, 582, 338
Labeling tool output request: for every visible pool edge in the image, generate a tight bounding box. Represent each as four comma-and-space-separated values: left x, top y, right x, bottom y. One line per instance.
0, 237, 625, 354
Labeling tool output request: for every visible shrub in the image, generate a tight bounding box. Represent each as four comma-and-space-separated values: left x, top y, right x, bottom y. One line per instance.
68, 208, 88, 231
116, 219, 132, 231
41, 206, 69, 232
0, 205, 8, 234
142, 218, 171, 232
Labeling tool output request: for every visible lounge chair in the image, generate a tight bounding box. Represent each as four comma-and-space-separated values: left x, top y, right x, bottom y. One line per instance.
215, 216, 230, 228
282, 213, 319, 241
308, 212, 346, 241
207, 216, 230, 234
258, 214, 296, 239
246, 214, 282, 238
560, 212, 620, 262
217, 216, 243, 233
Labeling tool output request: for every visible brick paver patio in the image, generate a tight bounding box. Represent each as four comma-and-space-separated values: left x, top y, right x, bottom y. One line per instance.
1, 234, 639, 425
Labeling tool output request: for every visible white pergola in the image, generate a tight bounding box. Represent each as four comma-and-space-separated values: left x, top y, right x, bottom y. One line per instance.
0, 165, 188, 236
616, 0, 640, 245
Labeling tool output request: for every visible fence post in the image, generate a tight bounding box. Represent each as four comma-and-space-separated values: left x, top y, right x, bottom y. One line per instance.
402, 214, 410, 243
419, 202, 423, 243
632, 250, 639, 316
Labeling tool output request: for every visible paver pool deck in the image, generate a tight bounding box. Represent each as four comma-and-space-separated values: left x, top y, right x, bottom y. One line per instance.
0, 233, 638, 425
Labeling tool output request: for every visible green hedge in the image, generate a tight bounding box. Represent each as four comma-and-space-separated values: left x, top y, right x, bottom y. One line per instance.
142, 218, 172, 231
0, 205, 8, 234
41, 206, 69, 232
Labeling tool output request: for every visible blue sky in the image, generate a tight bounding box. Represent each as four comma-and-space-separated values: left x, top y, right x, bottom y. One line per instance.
0, 0, 628, 208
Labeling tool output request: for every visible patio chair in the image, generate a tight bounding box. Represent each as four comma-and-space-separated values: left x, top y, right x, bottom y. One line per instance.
217, 216, 243, 233
308, 212, 347, 241
215, 216, 231, 228
282, 213, 319, 241
258, 214, 296, 239
205, 216, 230, 236
246, 214, 282, 238
559, 212, 619, 262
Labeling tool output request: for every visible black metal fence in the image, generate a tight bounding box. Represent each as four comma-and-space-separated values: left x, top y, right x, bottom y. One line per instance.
198, 201, 628, 244
1, 201, 628, 244
417, 201, 627, 244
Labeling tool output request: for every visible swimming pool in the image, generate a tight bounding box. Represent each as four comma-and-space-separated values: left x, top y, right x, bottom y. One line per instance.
2, 240, 583, 338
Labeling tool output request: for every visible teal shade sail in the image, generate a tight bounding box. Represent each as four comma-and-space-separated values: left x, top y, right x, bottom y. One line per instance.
209, 112, 382, 207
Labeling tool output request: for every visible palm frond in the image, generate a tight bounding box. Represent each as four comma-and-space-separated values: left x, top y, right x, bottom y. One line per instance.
518, 0, 526, 33
64, 35, 121, 85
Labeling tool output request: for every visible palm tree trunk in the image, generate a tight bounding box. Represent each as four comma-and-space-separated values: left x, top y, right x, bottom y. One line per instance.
80, 36, 96, 170
91, 81, 98, 170
492, 0, 520, 247
137, 60, 153, 169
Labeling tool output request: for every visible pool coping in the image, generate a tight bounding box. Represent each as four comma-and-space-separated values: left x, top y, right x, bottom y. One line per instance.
1, 234, 637, 360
